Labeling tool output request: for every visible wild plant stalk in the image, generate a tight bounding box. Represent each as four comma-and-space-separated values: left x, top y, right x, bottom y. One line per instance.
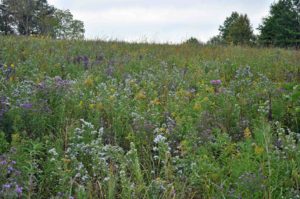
262, 121, 272, 199
127, 142, 144, 194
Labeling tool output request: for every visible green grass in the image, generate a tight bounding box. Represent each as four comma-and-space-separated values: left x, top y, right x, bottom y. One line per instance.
0, 36, 300, 198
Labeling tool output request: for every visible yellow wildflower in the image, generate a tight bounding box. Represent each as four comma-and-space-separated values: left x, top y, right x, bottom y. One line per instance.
193, 102, 201, 111
89, 104, 95, 109
12, 133, 20, 143
180, 140, 188, 155
159, 127, 166, 133
79, 100, 84, 107
176, 89, 184, 97
199, 80, 205, 85
109, 95, 116, 101
185, 91, 193, 98
202, 97, 209, 102
150, 98, 160, 105
206, 86, 214, 93
84, 76, 94, 87
62, 158, 71, 164
244, 127, 251, 139
110, 88, 116, 93
254, 145, 264, 155
96, 102, 104, 110
135, 90, 146, 100
10, 64, 15, 68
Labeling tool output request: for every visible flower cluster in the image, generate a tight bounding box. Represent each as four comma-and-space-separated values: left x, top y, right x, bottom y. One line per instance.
210, 79, 222, 86
0, 63, 16, 81
66, 119, 124, 185
0, 155, 23, 198
0, 97, 9, 121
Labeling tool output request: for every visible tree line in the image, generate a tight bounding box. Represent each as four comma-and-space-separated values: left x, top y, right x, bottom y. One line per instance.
0, 0, 84, 39
0, 0, 299, 47
204, 0, 300, 48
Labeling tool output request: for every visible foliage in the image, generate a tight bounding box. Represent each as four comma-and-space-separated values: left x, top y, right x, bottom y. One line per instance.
182, 37, 203, 46
54, 9, 85, 40
258, 0, 300, 48
207, 35, 224, 45
219, 12, 255, 45
0, 0, 85, 39
0, 2, 14, 35
0, 36, 299, 198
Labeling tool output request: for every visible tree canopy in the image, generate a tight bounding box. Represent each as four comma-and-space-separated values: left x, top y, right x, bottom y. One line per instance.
0, 0, 84, 39
258, 0, 300, 47
218, 12, 255, 45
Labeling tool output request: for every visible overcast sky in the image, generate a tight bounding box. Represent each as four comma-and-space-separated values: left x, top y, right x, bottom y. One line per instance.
48, 0, 275, 43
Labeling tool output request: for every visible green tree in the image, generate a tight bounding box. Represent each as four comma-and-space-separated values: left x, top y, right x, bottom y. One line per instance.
219, 12, 254, 45
0, 2, 15, 35
258, 0, 300, 47
0, 0, 85, 39
34, 0, 57, 37
207, 35, 224, 45
2, 0, 37, 35
183, 37, 204, 45
219, 12, 239, 41
54, 9, 85, 39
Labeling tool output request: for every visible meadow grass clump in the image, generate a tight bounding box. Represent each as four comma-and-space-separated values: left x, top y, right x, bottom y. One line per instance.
0, 36, 299, 198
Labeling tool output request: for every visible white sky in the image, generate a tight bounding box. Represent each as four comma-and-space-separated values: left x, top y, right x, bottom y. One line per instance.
48, 0, 275, 43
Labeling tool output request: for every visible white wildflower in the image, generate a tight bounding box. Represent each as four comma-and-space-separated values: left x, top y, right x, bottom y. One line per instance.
154, 134, 166, 144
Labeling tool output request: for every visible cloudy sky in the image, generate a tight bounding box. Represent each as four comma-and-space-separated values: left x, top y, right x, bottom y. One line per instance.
48, 0, 274, 43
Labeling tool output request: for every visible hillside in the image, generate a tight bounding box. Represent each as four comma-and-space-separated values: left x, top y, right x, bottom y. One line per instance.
0, 36, 300, 198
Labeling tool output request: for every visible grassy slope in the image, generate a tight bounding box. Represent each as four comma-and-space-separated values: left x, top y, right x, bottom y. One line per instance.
0, 36, 300, 198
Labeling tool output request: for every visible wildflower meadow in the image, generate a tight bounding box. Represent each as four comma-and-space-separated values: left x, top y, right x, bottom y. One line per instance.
0, 36, 300, 198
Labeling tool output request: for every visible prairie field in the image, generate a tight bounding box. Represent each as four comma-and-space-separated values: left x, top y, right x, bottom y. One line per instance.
0, 36, 300, 198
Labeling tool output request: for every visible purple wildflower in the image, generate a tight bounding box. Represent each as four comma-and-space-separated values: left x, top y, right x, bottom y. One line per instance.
52, 76, 72, 88
0, 160, 7, 165
37, 81, 46, 89
74, 55, 89, 70
11, 160, 16, 165
15, 185, 22, 195
21, 103, 33, 109
210, 79, 222, 85
69, 196, 74, 199
0, 97, 9, 120
7, 166, 14, 173
3, 184, 11, 189
82, 56, 89, 69
54, 76, 62, 82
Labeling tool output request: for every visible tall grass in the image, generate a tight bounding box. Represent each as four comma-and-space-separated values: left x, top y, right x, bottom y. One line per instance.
0, 36, 299, 198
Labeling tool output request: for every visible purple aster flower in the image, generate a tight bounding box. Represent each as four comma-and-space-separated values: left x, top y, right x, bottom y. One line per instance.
210, 79, 222, 85
0, 160, 7, 165
15, 185, 22, 195
3, 184, 11, 189
82, 56, 89, 69
37, 82, 46, 89
7, 166, 14, 173
11, 160, 16, 165
0, 97, 9, 120
69, 196, 74, 199
54, 76, 62, 82
21, 103, 33, 109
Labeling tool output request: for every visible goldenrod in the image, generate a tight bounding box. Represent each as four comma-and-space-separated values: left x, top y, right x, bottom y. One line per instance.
244, 127, 251, 139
